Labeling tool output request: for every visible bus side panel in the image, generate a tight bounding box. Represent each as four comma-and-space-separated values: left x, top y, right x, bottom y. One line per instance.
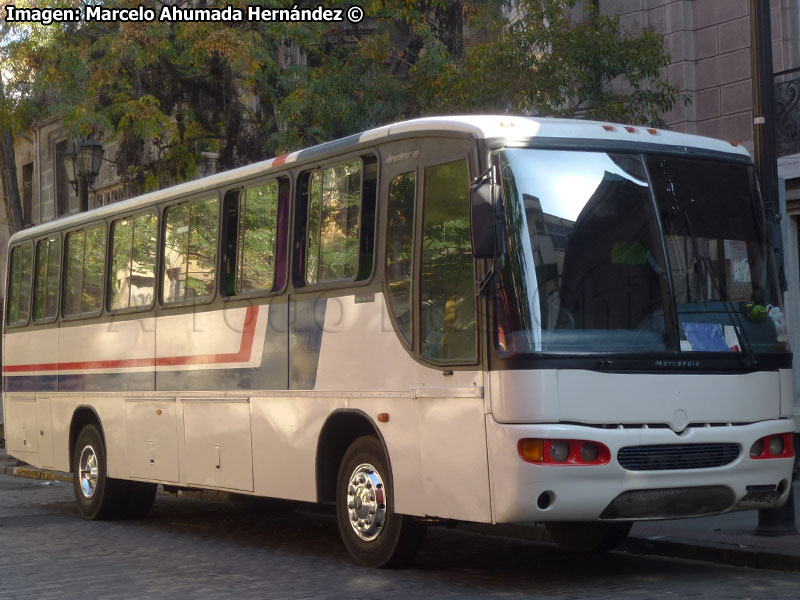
48, 395, 130, 477
251, 394, 345, 502
312, 293, 491, 522
349, 394, 491, 522
155, 303, 277, 391
4, 327, 58, 392
58, 317, 155, 392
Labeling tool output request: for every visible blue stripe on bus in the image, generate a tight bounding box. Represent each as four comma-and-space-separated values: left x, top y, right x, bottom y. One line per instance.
6, 375, 57, 392
4, 299, 328, 392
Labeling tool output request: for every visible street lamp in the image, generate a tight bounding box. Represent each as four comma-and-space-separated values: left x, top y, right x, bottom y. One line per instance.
62, 137, 104, 212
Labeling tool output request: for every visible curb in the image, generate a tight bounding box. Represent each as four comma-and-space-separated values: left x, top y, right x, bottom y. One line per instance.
2, 463, 800, 572
619, 536, 800, 573
1, 465, 72, 483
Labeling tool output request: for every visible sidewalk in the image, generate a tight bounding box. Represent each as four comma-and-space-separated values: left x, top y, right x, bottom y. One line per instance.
1, 443, 799, 571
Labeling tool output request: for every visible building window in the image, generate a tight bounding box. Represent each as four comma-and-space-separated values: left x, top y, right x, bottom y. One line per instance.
22, 163, 33, 226
55, 140, 71, 218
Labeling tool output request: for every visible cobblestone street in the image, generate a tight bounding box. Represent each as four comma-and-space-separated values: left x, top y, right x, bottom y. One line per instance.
1, 474, 800, 599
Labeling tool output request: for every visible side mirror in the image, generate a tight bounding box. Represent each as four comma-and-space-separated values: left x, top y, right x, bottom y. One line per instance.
470, 171, 497, 259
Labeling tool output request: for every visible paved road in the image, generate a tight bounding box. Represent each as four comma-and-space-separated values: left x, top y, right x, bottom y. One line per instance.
1, 474, 800, 599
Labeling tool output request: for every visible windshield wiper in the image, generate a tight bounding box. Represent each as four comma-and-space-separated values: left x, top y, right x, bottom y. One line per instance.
680, 211, 757, 367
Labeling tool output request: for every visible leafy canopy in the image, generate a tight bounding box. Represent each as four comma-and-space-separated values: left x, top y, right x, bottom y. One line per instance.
1, 0, 679, 192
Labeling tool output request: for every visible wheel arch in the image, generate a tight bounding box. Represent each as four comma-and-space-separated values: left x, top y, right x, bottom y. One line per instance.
68, 406, 105, 472
315, 409, 387, 503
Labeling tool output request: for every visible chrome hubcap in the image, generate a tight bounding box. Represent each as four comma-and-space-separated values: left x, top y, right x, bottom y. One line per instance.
346, 463, 386, 541
78, 445, 99, 499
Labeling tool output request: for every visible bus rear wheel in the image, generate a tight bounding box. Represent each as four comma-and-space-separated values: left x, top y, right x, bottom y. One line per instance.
545, 521, 632, 553
72, 424, 156, 520
336, 436, 425, 568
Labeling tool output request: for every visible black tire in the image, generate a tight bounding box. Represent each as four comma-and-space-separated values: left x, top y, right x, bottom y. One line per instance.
72, 424, 130, 520
336, 435, 425, 568
121, 481, 158, 519
545, 521, 632, 553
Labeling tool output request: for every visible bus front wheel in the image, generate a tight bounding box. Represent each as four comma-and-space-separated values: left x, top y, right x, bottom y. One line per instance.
546, 521, 632, 553
336, 436, 425, 568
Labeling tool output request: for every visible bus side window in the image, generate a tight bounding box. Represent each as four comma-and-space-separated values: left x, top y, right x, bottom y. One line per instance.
305, 160, 362, 285
162, 196, 218, 303
237, 181, 279, 293
33, 235, 61, 321
420, 159, 477, 364
63, 225, 106, 317
385, 171, 416, 347
109, 213, 157, 311
7, 243, 33, 326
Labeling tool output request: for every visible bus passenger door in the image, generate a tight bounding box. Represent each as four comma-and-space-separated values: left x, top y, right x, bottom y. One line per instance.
382, 139, 491, 523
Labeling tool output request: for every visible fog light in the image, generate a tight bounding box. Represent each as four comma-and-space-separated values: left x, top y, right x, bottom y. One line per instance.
550, 441, 569, 462
750, 439, 763, 457
769, 435, 785, 456
580, 442, 599, 462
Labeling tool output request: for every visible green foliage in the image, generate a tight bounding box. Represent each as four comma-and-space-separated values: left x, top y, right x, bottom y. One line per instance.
1, 0, 680, 191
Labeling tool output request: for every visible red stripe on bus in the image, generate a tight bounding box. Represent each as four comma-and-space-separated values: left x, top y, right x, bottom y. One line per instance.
4, 306, 259, 373
272, 154, 289, 166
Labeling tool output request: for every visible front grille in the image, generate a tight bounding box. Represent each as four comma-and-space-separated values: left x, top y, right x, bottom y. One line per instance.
618, 443, 740, 471
600, 486, 735, 519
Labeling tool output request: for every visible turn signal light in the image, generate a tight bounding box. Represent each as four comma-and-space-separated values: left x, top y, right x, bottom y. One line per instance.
750, 433, 794, 459
518, 439, 611, 466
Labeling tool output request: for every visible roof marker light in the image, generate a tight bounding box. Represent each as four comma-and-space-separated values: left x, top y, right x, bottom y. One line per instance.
729, 141, 740, 147
624, 126, 637, 133
646, 128, 658, 135
602, 125, 616, 132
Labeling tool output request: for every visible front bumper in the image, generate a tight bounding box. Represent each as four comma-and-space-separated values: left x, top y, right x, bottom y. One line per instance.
486, 416, 795, 523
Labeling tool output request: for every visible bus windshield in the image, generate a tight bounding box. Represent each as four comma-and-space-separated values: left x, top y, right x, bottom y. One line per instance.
495, 148, 788, 357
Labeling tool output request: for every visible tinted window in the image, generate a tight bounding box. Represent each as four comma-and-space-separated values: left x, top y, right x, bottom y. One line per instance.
64, 226, 106, 316
162, 196, 218, 303
306, 161, 361, 284
494, 149, 667, 354
7, 243, 33, 326
420, 159, 476, 363
110, 213, 158, 310
34, 236, 61, 321
238, 182, 279, 293
385, 172, 416, 346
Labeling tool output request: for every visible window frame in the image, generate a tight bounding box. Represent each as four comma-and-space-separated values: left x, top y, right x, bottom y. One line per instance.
6, 241, 34, 329
383, 169, 418, 350
417, 155, 479, 367
301, 156, 367, 290
227, 177, 288, 300
158, 192, 221, 308
60, 223, 108, 322
107, 209, 160, 315
32, 232, 63, 325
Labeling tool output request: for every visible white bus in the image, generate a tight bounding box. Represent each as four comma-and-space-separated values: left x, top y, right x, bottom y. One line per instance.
2, 116, 795, 567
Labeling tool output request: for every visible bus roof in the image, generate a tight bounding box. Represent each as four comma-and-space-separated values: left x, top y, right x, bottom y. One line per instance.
11, 115, 750, 243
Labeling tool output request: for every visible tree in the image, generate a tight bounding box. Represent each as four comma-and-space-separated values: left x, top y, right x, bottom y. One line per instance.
0, 0, 679, 223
